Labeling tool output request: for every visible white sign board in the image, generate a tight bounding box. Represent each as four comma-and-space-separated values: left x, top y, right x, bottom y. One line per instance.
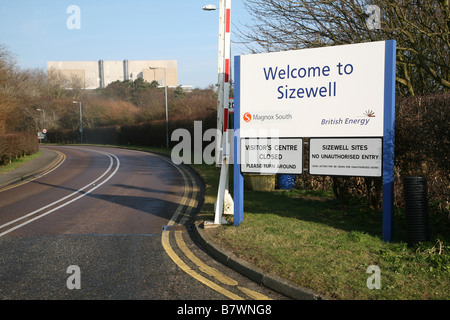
239, 41, 386, 138
241, 138, 303, 174
309, 138, 382, 177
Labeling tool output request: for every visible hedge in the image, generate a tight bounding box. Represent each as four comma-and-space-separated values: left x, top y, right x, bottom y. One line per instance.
46, 111, 217, 149
0, 133, 39, 165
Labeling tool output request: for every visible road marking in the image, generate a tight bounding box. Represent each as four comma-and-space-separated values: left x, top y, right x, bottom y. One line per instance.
0, 151, 120, 238
238, 286, 273, 300
150, 152, 273, 300
153, 156, 246, 299
174, 230, 238, 286
179, 168, 199, 225
167, 163, 190, 226
162, 230, 244, 300
0, 149, 66, 193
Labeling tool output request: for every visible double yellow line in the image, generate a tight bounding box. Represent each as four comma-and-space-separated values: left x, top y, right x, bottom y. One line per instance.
157, 154, 271, 300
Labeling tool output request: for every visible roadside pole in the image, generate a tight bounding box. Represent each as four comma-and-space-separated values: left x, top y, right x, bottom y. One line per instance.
209, 0, 233, 226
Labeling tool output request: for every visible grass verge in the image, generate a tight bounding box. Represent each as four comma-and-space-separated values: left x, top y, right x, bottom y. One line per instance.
191, 162, 450, 300
0, 151, 42, 174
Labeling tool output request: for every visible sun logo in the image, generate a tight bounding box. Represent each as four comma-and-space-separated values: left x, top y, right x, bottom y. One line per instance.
364, 110, 376, 117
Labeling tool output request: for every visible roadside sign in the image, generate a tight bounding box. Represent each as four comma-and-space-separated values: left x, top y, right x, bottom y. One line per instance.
234, 40, 397, 242
42, 128, 47, 134
309, 137, 382, 177
239, 41, 387, 139
37, 132, 45, 139
241, 138, 303, 174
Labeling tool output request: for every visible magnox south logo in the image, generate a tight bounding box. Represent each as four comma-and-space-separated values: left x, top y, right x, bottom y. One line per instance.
243, 112, 252, 122
243, 112, 293, 123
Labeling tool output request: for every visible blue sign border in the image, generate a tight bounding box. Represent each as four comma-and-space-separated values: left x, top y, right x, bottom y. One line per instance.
382, 40, 397, 242
234, 54, 244, 226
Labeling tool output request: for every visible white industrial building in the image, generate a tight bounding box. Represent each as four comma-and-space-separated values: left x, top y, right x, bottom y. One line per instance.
47, 60, 178, 89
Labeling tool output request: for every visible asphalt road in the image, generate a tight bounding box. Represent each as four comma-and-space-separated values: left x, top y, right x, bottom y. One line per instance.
0, 146, 286, 300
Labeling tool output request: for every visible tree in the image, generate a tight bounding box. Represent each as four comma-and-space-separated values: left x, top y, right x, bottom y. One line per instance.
0, 45, 16, 133
174, 86, 186, 99
131, 78, 153, 93
238, 0, 449, 96
98, 80, 133, 101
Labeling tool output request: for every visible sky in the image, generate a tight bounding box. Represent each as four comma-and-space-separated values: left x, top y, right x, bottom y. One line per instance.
0, 0, 253, 89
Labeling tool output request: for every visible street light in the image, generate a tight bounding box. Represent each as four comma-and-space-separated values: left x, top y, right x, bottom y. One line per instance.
202, 4, 217, 11
36, 108, 46, 129
149, 67, 169, 149
72, 101, 83, 143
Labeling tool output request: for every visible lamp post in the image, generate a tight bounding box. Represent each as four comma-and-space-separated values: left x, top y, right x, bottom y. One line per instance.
149, 67, 169, 149
36, 108, 46, 129
202, 4, 217, 10
72, 101, 83, 143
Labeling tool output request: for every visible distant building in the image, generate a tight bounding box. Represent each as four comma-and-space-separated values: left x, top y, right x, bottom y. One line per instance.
47, 60, 177, 89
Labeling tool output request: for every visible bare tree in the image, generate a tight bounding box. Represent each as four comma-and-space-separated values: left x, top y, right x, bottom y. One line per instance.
0, 45, 19, 133
238, 0, 449, 96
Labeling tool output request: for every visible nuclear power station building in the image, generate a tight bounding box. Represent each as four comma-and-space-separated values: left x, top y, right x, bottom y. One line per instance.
47, 60, 178, 89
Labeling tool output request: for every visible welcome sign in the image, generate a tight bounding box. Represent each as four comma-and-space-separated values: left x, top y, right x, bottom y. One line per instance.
239, 41, 386, 138
234, 40, 397, 242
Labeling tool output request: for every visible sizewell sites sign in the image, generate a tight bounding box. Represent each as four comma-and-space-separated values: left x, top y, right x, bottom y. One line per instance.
309, 137, 382, 177
234, 40, 397, 241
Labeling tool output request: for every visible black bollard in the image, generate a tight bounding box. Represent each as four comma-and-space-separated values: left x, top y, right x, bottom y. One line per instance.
403, 176, 430, 246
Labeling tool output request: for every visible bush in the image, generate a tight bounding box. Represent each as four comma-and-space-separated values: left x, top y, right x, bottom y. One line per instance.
0, 133, 38, 165
303, 92, 449, 216
395, 92, 449, 213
